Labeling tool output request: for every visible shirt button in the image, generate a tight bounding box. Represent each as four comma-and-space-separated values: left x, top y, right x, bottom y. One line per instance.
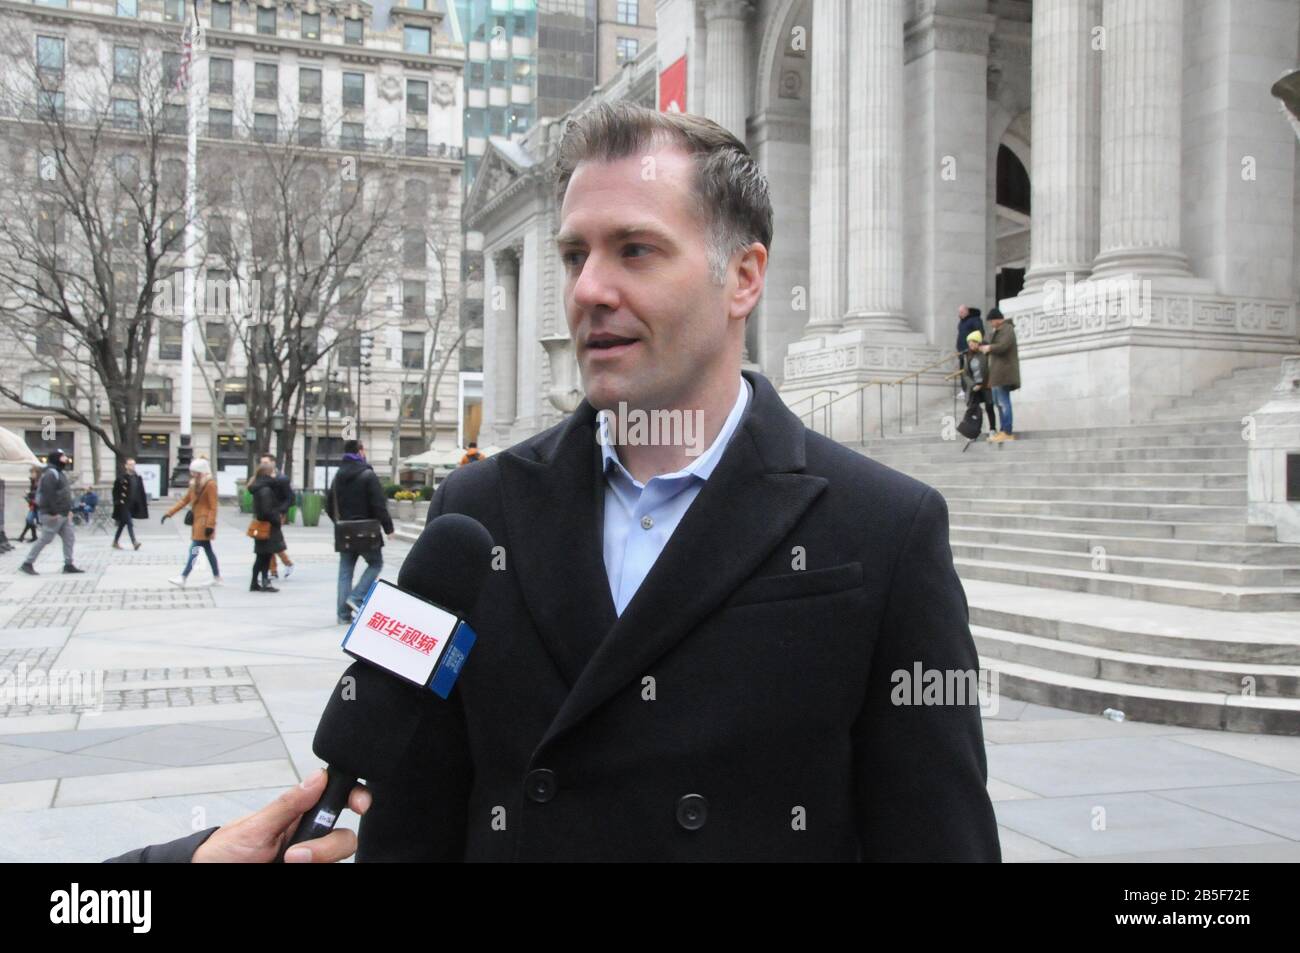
524, 768, 557, 803
676, 793, 708, 831
640, 515, 654, 530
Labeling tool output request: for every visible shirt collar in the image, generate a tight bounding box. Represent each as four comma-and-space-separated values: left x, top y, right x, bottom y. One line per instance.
601, 376, 751, 488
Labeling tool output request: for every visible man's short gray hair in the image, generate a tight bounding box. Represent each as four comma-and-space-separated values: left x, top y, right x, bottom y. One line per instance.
554, 103, 774, 286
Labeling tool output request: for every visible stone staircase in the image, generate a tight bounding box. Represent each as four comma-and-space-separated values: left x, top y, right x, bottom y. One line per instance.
853, 367, 1300, 734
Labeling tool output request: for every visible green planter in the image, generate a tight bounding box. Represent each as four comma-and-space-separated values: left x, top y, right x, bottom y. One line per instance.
285, 505, 298, 525
238, 488, 253, 513
300, 492, 323, 527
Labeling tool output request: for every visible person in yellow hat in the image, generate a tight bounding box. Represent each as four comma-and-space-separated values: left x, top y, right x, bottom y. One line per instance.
961, 330, 996, 433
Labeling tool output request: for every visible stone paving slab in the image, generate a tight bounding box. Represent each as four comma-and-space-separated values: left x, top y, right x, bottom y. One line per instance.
1154, 781, 1300, 841
55, 760, 298, 807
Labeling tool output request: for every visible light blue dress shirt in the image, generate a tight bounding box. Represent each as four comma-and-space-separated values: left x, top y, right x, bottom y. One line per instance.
601, 376, 752, 616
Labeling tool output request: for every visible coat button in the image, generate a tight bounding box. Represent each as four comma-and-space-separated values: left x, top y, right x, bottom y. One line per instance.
676, 793, 708, 831
525, 768, 557, 803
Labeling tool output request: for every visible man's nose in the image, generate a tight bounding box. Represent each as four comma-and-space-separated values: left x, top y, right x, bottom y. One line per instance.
570, 251, 620, 313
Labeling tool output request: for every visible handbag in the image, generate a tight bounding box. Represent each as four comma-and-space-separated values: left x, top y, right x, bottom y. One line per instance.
331, 474, 383, 554
184, 510, 194, 526
246, 519, 271, 540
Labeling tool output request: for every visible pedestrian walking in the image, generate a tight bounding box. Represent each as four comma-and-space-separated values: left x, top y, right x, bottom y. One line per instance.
325, 440, 394, 623
248, 459, 286, 593
162, 457, 222, 587
111, 458, 149, 550
259, 454, 296, 581
16, 466, 40, 543
19, 449, 84, 575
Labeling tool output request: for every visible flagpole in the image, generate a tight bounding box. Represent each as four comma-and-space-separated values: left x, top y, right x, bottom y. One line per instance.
172, 0, 199, 489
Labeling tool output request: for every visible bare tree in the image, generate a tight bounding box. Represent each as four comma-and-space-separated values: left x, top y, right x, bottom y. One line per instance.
204, 107, 400, 479
0, 24, 203, 476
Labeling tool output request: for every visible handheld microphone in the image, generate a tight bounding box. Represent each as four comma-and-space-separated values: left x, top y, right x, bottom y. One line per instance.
278, 513, 494, 859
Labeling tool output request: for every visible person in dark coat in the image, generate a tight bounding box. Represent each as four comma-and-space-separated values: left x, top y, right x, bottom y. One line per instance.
111, 458, 149, 550
259, 454, 297, 580
103, 104, 998, 864
978, 307, 1020, 441
248, 460, 286, 592
955, 305, 983, 369
324, 440, 395, 623
17, 466, 40, 543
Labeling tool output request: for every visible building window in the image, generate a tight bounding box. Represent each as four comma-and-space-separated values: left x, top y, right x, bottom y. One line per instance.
112, 99, 140, 129
301, 12, 321, 40
402, 280, 425, 320
617, 0, 638, 25
342, 72, 365, 107
37, 203, 64, 245
400, 381, 425, 420
405, 0, 426, 9
164, 0, 183, 22
256, 6, 276, 35
404, 26, 431, 55
297, 67, 322, 105
403, 178, 429, 222
158, 320, 183, 359
404, 127, 428, 157
35, 323, 62, 357
22, 372, 75, 407
209, 58, 233, 95
211, 1, 231, 30
162, 51, 182, 89
336, 330, 360, 367
402, 331, 425, 369
490, 60, 505, 83
344, 17, 363, 45
36, 36, 64, 78
116, 0, 137, 17
142, 375, 173, 413
298, 116, 321, 147
469, 63, 485, 85
338, 277, 363, 316
406, 79, 428, 113
162, 103, 186, 134
403, 228, 426, 268
615, 37, 639, 65
207, 215, 231, 257
208, 108, 233, 138
205, 321, 230, 362
221, 378, 247, 415
255, 63, 277, 100
113, 46, 139, 86
340, 121, 364, 151
253, 113, 277, 143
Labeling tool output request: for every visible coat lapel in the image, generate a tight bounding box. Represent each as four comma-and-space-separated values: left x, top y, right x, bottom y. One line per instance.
536, 371, 828, 749
496, 406, 619, 688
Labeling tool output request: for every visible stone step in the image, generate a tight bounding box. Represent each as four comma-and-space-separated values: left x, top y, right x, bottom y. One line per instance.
981, 657, 1300, 735
904, 462, 1247, 481
951, 541, 1300, 587
973, 626, 1300, 697
932, 483, 1247, 505
966, 586, 1300, 664
944, 496, 1246, 522
954, 557, 1300, 610
951, 510, 1279, 542
863, 443, 1249, 463
950, 526, 1300, 565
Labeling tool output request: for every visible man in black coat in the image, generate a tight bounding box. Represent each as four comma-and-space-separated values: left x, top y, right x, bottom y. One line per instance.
103, 104, 998, 863
325, 441, 395, 624
111, 457, 149, 550
259, 454, 297, 580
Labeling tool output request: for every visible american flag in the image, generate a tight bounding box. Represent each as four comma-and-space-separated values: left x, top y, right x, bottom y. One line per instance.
172, 0, 201, 93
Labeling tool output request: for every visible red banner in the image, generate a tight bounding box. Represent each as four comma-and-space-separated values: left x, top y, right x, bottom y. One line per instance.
659, 55, 687, 113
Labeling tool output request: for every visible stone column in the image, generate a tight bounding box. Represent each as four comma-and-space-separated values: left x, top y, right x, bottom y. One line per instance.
1022, 0, 1101, 291
703, 0, 752, 143
805, 0, 849, 334
1091, 0, 1192, 278
489, 248, 519, 437
844, 0, 908, 330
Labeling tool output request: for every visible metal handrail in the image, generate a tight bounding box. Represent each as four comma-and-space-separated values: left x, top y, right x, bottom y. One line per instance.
796, 350, 964, 442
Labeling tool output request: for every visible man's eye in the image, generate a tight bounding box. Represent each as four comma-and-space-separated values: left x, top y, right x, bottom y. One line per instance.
561, 251, 586, 269
623, 244, 652, 258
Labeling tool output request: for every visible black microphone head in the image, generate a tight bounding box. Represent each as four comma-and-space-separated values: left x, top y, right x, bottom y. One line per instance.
312, 513, 494, 781
397, 513, 495, 619
312, 660, 427, 782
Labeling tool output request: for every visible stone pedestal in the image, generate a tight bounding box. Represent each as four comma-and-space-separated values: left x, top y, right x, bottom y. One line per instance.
1248, 357, 1300, 543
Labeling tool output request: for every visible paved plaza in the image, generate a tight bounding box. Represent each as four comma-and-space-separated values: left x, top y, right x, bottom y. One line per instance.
1, 506, 1299, 862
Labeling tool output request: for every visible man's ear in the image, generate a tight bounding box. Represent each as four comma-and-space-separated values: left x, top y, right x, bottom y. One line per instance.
730, 242, 768, 323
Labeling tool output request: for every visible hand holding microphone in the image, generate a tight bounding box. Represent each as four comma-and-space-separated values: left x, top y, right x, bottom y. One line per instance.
192, 769, 372, 863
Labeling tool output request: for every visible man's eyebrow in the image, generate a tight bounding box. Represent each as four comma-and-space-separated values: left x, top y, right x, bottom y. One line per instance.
553, 223, 677, 247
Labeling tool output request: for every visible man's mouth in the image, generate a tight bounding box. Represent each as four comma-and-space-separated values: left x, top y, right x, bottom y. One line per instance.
585, 335, 639, 355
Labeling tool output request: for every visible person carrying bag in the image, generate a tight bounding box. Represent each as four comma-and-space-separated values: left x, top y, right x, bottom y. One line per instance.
324, 440, 394, 624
